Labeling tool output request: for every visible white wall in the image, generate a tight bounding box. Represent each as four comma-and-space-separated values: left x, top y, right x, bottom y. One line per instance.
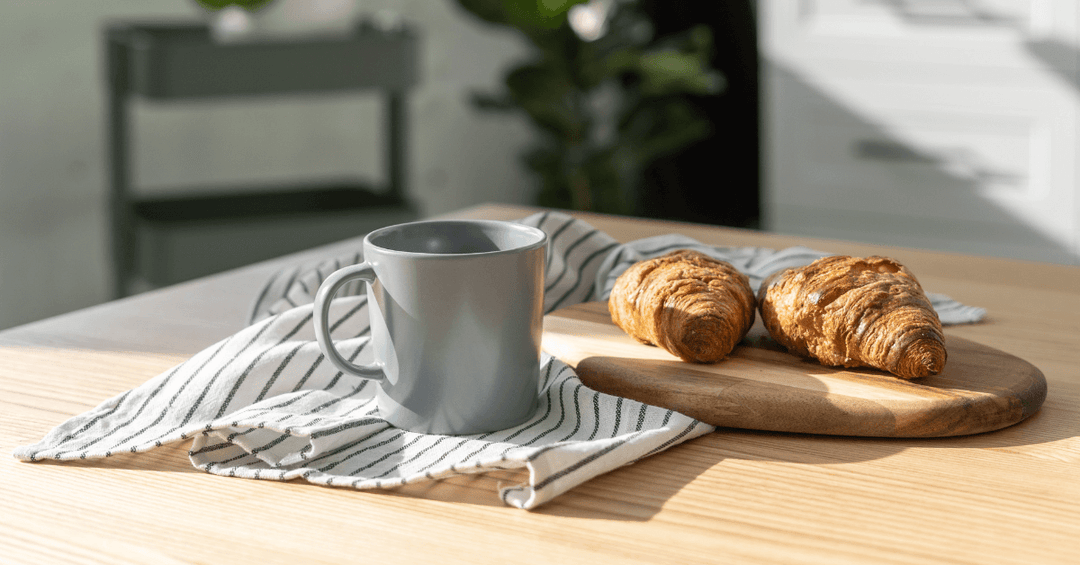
0, 0, 535, 330
759, 2, 1080, 266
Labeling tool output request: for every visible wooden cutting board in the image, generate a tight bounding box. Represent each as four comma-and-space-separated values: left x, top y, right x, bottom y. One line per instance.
542, 301, 1047, 438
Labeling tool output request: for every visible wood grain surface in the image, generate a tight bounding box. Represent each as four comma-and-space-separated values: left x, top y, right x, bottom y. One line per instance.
2, 204, 1078, 565
543, 301, 1046, 438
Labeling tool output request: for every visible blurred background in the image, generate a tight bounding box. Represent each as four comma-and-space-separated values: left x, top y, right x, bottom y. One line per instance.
0, 0, 1077, 331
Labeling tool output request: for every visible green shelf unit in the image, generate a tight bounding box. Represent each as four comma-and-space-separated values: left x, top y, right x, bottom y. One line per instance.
106, 20, 420, 296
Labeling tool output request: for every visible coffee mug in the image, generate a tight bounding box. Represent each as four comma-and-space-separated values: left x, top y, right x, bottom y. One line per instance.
312, 219, 548, 435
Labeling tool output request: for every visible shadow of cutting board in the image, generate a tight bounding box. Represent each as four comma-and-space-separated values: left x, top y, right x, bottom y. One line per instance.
542, 301, 1047, 438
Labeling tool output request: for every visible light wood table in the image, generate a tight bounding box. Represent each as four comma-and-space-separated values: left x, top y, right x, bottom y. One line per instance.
2, 204, 1078, 564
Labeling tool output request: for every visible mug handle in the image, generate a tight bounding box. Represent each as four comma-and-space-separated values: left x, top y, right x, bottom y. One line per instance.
312, 263, 386, 382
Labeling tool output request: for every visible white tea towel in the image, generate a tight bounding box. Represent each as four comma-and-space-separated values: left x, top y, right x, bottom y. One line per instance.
14, 212, 984, 510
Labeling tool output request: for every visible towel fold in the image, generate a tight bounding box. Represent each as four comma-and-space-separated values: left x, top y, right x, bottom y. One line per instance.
14, 211, 984, 509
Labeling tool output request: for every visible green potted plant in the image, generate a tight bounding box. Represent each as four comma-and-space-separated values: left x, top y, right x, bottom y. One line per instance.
455, 0, 723, 215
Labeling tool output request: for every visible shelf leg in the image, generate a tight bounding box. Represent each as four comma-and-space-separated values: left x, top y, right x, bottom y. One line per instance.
106, 35, 134, 299
386, 91, 407, 201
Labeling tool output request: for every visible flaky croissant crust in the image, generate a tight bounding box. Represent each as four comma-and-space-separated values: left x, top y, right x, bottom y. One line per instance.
758, 255, 946, 379
608, 249, 756, 363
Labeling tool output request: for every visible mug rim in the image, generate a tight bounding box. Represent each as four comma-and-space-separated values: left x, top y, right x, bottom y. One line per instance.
364, 219, 548, 258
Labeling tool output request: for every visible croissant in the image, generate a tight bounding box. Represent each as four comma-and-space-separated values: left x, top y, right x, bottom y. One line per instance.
608, 249, 756, 363
757, 255, 946, 379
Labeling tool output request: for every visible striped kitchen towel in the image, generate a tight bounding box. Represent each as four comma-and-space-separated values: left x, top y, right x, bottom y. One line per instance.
250, 213, 985, 326
14, 211, 984, 510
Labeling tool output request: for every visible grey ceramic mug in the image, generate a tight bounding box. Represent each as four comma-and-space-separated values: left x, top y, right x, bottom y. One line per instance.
312, 219, 548, 435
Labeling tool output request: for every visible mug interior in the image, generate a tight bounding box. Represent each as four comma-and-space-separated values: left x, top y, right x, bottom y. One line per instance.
368, 220, 545, 255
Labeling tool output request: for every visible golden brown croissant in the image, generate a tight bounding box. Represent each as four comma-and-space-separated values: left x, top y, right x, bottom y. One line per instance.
608, 249, 756, 363
757, 255, 946, 379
